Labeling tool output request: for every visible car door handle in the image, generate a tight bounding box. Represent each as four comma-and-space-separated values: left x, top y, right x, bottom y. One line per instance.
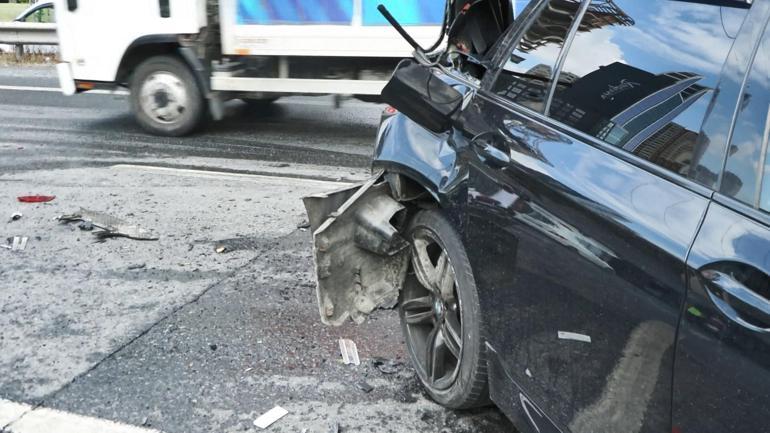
472, 135, 511, 167
702, 269, 770, 333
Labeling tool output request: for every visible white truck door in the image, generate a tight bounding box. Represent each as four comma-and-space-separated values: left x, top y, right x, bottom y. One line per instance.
54, 0, 207, 83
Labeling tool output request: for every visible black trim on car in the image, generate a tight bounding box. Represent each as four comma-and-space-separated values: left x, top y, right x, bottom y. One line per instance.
544, 0, 590, 115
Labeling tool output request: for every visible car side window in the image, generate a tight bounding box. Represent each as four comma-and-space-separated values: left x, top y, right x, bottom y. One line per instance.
23, 7, 55, 23
722, 25, 770, 211
490, 0, 580, 113
547, 0, 747, 178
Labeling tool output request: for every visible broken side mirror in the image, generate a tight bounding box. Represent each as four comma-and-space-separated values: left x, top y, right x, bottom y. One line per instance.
381, 60, 463, 134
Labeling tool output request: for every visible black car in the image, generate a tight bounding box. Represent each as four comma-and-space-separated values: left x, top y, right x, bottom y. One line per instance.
304, 0, 770, 432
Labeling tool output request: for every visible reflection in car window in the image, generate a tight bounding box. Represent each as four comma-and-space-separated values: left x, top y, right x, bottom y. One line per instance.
491, 0, 579, 112
724, 31, 770, 208
548, 0, 747, 177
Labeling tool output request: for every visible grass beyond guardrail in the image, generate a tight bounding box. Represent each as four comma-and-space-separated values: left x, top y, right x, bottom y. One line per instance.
0, 4, 27, 22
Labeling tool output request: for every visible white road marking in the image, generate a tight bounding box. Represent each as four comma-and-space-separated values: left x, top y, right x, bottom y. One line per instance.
0, 84, 129, 95
0, 399, 32, 427
0, 399, 161, 433
110, 164, 352, 187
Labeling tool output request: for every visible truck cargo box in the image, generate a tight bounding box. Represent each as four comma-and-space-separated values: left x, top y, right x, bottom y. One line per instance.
219, 0, 444, 57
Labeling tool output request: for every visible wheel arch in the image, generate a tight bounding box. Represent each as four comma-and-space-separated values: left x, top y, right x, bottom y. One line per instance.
116, 35, 209, 96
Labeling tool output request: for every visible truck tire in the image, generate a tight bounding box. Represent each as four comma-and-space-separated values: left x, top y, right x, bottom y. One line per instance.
130, 55, 205, 136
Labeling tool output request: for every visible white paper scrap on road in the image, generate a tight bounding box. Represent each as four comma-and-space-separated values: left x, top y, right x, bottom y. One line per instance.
558, 331, 592, 343
339, 338, 360, 366
253, 406, 289, 429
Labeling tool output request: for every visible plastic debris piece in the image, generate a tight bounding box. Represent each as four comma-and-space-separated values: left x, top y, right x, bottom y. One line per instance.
9, 212, 22, 222
253, 406, 288, 429
78, 221, 93, 231
557, 331, 592, 343
128, 263, 146, 270
525, 368, 533, 378
328, 421, 340, 433
215, 246, 227, 254
57, 208, 158, 241
372, 357, 403, 374
357, 381, 374, 393
339, 338, 360, 366
18, 195, 55, 203
10, 236, 28, 251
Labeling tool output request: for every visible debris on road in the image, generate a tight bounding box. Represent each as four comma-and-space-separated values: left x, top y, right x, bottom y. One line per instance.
127, 263, 146, 270
57, 209, 159, 241
18, 195, 56, 203
78, 221, 94, 231
297, 220, 311, 230
3, 236, 29, 251
328, 421, 340, 433
253, 406, 288, 429
9, 212, 22, 222
557, 331, 592, 343
356, 381, 374, 393
215, 245, 227, 254
339, 338, 360, 366
372, 357, 403, 374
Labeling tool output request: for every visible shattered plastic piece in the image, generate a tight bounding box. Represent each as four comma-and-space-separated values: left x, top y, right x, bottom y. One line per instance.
558, 331, 592, 343
303, 176, 410, 326
357, 381, 374, 393
297, 220, 311, 229
339, 338, 360, 366
253, 406, 288, 429
372, 357, 404, 374
10, 236, 28, 251
9, 212, 22, 222
525, 368, 533, 378
57, 208, 159, 241
215, 246, 227, 254
78, 221, 93, 231
18, 195, 55, 203
127, 263, 146, 270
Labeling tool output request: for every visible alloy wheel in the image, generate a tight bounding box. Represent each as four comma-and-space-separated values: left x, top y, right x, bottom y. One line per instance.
401, 227, 464, 391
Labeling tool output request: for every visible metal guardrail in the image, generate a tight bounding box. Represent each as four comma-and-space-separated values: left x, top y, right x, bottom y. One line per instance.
0, 22, 57, 59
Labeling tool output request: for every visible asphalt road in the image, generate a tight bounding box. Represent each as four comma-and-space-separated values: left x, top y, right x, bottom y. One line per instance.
0, 65, 516, 433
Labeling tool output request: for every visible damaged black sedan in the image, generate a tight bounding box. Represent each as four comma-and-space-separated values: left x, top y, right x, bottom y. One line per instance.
305, 0, 770, 432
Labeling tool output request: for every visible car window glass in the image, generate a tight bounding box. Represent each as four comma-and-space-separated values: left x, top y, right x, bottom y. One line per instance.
490, 0, 580, 113
548, 0, 747, 178
723, 28, 770, 207
23, 7, 55, 23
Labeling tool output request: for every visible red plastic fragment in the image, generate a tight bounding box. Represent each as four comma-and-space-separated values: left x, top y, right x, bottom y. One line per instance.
17, 195, 56, 203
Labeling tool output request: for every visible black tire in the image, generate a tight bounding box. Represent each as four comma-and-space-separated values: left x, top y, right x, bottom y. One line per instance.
129, 55, 205, 137
399, 209, 490, 409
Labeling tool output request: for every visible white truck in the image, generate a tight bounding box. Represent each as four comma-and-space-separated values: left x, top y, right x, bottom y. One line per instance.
53, 0, 446, 136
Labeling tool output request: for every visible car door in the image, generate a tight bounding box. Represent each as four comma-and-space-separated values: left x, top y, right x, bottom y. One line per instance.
457, 0, 748, 432
673, 8, 770, 433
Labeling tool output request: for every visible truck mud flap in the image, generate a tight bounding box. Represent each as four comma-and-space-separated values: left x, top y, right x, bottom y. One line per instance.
303, 175, 410, 326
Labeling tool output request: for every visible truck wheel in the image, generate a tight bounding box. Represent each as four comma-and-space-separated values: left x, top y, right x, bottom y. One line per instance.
130, 55, 205, 136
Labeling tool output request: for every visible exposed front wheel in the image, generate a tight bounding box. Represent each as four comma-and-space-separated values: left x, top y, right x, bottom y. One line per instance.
399, 210, 490, 409
130, 55, 205, 136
